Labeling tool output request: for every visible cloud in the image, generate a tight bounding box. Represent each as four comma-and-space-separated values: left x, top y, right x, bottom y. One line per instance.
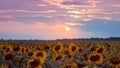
0, 15, 13, 19
37, 4, 46, 7
61, 1, 90, 5
65, 22, 86, 26
112, 4, 120, 7
0, 9, 56, 14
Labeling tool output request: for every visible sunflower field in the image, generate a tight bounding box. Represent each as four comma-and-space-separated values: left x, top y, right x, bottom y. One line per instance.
0, 40, 120, 68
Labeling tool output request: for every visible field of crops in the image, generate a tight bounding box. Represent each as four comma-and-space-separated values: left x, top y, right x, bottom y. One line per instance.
0, 40, 120, 68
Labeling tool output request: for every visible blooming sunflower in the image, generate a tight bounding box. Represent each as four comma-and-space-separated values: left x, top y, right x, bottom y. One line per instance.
52, 53, 64, 62
63, 47, 71, 55
109, 57, 120, 68
33, 50, 47, 64
51, 42, 64, 53
12, 45, 22, 53
27, 51, 34, 56
4, 53, 15, 61
28, 59, 42, 68
63, 61, 77, 68
68, 43, 79, 54
96, 46, 106, 54
67, 53, 74, 61
21, 46, 27, 54
0, 65, 9, 68
88, 52, 103, 65
5, 45, 13, 53
1, 45, 7, 51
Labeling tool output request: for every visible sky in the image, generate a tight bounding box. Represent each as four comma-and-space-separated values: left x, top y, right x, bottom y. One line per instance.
0, 0, 120, 40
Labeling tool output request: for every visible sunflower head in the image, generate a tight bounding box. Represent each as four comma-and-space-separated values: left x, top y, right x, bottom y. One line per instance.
52, 53, 64, 62
5, 45, 13, 53
4, 53, 15, 61
67, 53, 74, 60
21, 47, 26, 54
90, 46, 97, 51
28, 59, 41, 68
109, 57, 120, 67
63, 47, 71, 55
77, 63, 87, 68
12, 45, 22, 52
69, 43, 79, 54
1, 45, 7, 51
27, 51, 34, 56
96, 46, 106, 54
63, 61, 77, 68
44, 45, 50, 50
88, 52, 103, 65
52, 42, 64, 53
33, 50, 47, 62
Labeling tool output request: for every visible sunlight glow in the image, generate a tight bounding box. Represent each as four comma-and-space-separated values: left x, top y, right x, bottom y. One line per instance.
65, 27, 70, 31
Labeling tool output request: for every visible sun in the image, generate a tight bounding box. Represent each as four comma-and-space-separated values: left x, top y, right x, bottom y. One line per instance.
65, 27, 70, 31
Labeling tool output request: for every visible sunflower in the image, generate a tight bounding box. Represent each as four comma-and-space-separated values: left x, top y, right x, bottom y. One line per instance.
51, 42, 64, 53
87, 52, 103, 65
5, 45, 13, 53
33, 50, 47, 64
0, 65, 9, 68
52, 53, 64, 62
95, 46, 106, 54
106, 44, 113, 48
27, 51, 34, 56
109, 57, 120, 68
67, 53, 74, 61
63, 47, 71, 55
44, 45, 50, 51
90, 46, 97, 52
30, 45, 37, 50
12, 45, 22, 53
0, 49, 5, 55
4, 53, 15, 61
63, 61, 77, 68
1, 45, 7, 51
68, 43, 79, 54
28, 59, 42, 68
21, 46, 26, 54
77, 63, 87, 68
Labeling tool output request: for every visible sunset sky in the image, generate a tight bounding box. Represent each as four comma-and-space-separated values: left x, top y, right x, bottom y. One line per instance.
0, 0, 120, 40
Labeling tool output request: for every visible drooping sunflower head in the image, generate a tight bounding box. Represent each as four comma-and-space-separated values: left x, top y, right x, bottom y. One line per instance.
88, 52, 103, 65
52, 42, 64, 53
69, 43, 79, 54
109, 57, 120, 67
